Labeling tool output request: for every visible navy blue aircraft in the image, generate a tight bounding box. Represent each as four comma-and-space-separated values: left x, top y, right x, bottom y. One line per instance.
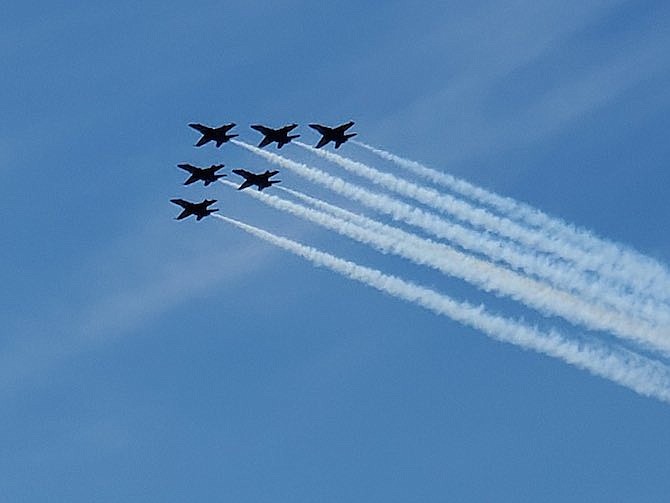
309, 121, 357, 148
171, 198, 218, 221
250, 123, 299, 149
188, 123, 238, 147
177, 163, 226, 187
232, 169, 281, 191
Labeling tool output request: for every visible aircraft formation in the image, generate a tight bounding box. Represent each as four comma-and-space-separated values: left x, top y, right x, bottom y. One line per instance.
171, 121, 357, 220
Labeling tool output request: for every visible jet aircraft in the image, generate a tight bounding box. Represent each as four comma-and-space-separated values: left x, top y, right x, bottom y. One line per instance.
177, 163, 226, 186
170, 198, 219, 221
309, 121, 357, 148
232, 169, 281, 191
250, 123, 299, 149
188, 123, 238, 147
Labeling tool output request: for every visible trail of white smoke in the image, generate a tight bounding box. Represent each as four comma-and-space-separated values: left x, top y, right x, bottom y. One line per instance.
213, 213, 670, 404
220, 180, 667, 352
231, 140, 670, 331
276, 185, 670, 327
355, 140, 666, 271
298, 141, 670, 305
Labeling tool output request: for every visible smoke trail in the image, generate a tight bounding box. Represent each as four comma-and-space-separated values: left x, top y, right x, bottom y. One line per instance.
213, 213, 670, 403
297, 141, 670, 305
220, 180, 668, 353
352, 140, 670, 305
231, 140, 670, 331
277, 185, 670, 328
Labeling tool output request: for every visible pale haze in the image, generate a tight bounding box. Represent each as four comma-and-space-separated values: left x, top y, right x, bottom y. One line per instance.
2, 2, 670, 501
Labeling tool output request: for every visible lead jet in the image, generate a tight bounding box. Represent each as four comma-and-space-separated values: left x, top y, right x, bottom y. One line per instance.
250, 123, 299, 149
232, 169, 280, 191
309, 121, 357, 149
188, 123, 238, 147
177, 163, 226, 187
170, 198, 219, 221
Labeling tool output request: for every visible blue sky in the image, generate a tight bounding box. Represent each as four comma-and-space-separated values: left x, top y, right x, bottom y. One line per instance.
2, 1, 670, 501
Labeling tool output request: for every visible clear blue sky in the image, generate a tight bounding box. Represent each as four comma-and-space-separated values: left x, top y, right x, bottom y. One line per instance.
2, 1, 670, 501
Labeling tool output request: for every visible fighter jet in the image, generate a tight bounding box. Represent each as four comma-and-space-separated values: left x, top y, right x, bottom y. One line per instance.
250, 123, 299, 149
188, 123, 238, 147
309, 121, 357, 149
177, 163, 226, 187
170, 198, 219, 221
232, 169, 281, 191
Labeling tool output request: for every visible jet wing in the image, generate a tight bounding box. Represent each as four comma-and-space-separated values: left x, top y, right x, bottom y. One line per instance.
257, 136, 273, 148
250, 124, 272, 135
315, 136, 330, 148
237, 180, 254, 191
204, 167, 225, 177
170, 198, 190, 208
232, 169, 253, 178
281, 124, 299, 132
335, 121, 355, 132
188, 123, 209, 134
309, 124, 329, 135
177, 163, 198, 174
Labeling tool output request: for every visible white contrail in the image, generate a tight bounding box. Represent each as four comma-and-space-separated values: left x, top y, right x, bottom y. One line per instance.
213, 213, 670, 404
297, 141, 670, 305
352, 140, 670, 305
278, 185, 670, 329
231, 140, 670, 331
220, 180, 668, 353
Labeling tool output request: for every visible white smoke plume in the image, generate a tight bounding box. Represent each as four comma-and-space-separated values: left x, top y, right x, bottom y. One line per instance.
213, 213, 670, 404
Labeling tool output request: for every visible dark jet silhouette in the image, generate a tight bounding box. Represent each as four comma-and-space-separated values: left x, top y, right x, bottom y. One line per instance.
250, 123, 299, 149
232, 169, 281, 191
177, 163, 226, 187
309, 121, 357, 148
171, 198, 218, 221
188, 123, 238, 147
